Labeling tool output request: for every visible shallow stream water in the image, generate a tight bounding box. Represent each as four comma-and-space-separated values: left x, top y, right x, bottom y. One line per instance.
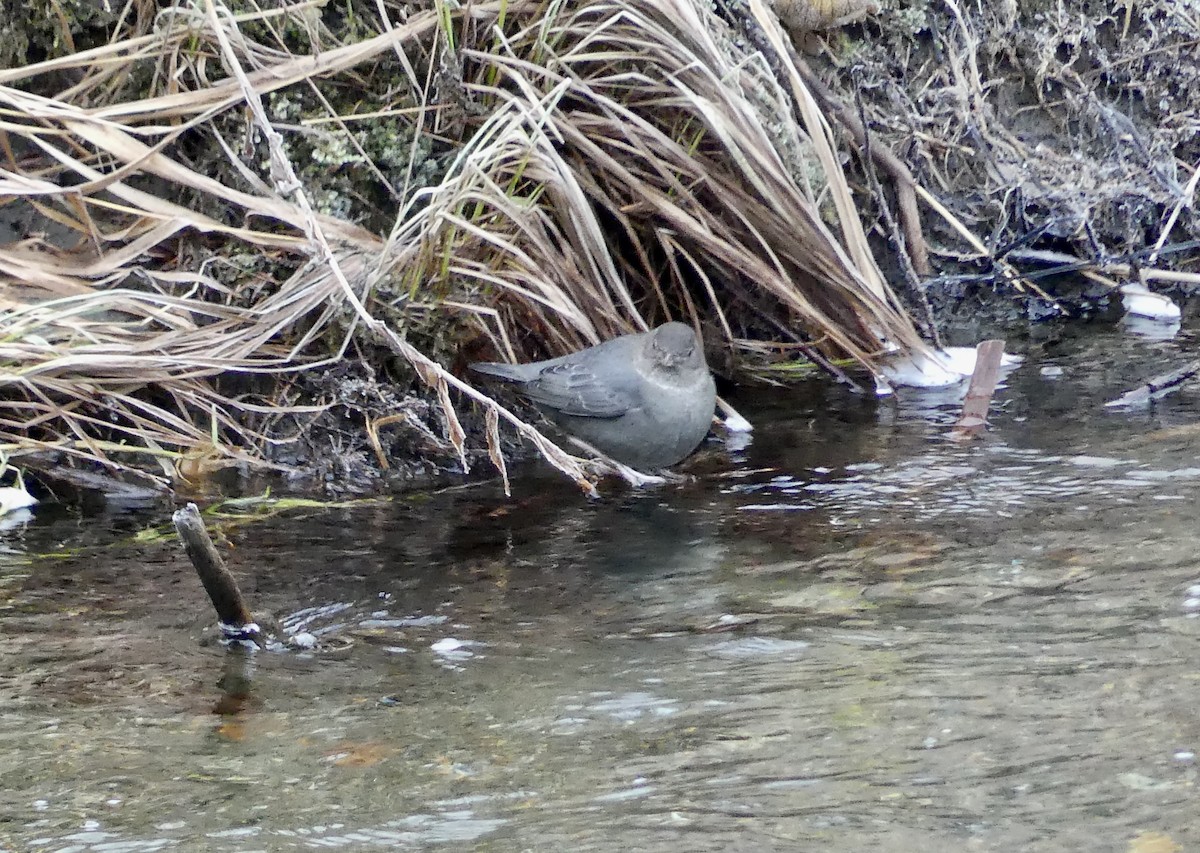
3, 325, 1200, 852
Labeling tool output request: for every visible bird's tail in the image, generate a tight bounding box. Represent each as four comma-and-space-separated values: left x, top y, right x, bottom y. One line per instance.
468, 361, 525, 382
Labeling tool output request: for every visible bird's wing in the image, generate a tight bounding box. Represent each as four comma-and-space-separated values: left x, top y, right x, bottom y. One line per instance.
522, 360, 637, 418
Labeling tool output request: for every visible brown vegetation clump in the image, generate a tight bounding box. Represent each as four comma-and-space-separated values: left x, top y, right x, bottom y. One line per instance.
0, 0, 936, 495
794, 0, 1200, 318
0, 0, 1193, 496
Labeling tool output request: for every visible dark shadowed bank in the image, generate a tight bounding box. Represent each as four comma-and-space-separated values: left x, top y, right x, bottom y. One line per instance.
0, 0, 1194, 504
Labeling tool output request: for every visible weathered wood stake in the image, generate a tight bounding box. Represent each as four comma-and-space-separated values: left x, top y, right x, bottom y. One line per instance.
950, 339, 1006, 440
172, 502, 262, 646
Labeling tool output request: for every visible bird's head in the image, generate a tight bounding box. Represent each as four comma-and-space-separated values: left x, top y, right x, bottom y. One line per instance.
646, 321, 704, 372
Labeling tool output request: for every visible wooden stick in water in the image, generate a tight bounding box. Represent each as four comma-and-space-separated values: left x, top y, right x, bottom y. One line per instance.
951, 339, 1006, 440
1105, 359, 1200, 408
172, 502, 261, 645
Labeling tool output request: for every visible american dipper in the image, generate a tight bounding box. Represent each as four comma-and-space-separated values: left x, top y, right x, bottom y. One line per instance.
470, 321, 716, 470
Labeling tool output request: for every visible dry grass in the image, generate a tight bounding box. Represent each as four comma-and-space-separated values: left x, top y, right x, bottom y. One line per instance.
0, 0, 933, 494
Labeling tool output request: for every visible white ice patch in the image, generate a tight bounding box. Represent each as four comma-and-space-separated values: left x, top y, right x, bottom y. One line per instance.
0, 484, 35, 516
722, 411, 754, 433
877, 346, 1024, 393
1121, 282, 1180, 322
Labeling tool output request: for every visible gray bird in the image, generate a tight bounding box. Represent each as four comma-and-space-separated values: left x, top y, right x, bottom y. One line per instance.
470, 321, 716, 471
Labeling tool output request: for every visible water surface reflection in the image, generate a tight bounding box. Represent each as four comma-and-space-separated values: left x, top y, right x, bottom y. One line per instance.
3, 328, 1200, 851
